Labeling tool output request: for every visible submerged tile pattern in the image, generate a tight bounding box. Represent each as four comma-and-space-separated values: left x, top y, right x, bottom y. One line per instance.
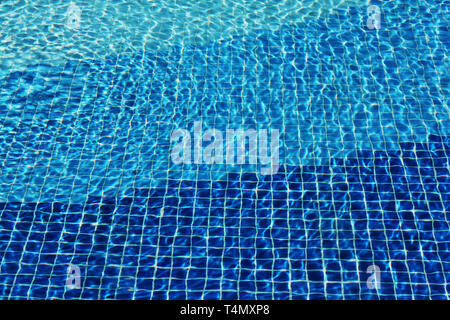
0, 0, 449, 299
0, 136, 448, 299
0, 1, 448, 203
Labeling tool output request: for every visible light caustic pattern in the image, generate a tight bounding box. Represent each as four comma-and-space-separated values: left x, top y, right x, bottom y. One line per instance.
0, 0, 448, 300
0, 0, 368, 68
0, 0, 447, 202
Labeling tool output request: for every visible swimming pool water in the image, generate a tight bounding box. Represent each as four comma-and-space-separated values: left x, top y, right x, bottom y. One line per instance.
0, 0, 448, 299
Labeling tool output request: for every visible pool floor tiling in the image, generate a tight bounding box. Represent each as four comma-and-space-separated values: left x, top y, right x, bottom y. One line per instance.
0, 0, 449, 300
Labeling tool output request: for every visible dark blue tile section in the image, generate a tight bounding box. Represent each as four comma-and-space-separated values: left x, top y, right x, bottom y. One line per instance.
0, 135, 448, 299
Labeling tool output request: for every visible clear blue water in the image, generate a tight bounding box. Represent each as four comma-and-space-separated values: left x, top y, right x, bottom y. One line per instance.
0, 0, 448, 299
